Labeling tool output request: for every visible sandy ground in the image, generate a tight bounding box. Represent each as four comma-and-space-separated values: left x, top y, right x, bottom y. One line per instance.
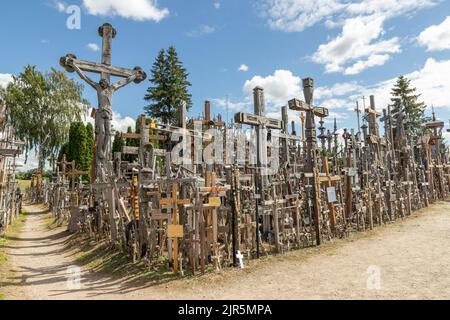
1, 202, 450, 300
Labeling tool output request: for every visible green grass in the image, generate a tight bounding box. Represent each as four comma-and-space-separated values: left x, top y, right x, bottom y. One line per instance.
0, 210, 28, 301
18, 180, 31, 192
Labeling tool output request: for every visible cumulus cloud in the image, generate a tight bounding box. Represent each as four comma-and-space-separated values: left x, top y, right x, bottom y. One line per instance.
314, 58, 450, 122
312, 15, 400, 75
84, 109, 137, 134
243, 69, 303, 107
87, 43, 100, 52
82, 0, 169, 22
186, 25, 216, 37
418, 16, 450, 51
213, 1, 221, 9
260, 0, 344, 33
260, 0, 438, 74
238, 64, 249, 72
0, 73, 13, 88
261, 0, 437, 32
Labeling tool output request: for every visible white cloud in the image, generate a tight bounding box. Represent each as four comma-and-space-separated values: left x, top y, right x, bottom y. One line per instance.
186, 25, 216, 37
87, 43, 100, 52
213, 98, 251, 112
0, 74, 13, 88
50, 0, 67, 12
418, 16, 450, 51
84, 109, 136, 134
261, 0, 437, 32
260, 0, 438, 74
344, 54, 391, 75
238, 64, 249, 72
82, 0, 169, 22
243, 69, 303, 107
260, 0, 344, 33
313, 58, 450, 125
312, 15, 400, 75
213, 1, 221, 9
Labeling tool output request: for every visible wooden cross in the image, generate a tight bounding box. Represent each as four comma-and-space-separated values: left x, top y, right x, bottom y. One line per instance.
234, 86, 283, 257
159, 183, 190, 274
60, 23, 147, 181
288, 78, 329, 245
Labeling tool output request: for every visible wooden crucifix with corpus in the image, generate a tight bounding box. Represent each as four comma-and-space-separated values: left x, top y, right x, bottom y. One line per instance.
60, 23, 147, 182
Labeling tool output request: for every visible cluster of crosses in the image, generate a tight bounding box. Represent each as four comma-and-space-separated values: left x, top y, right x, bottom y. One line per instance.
32, 24, 450, 275
0, 99, 24, 236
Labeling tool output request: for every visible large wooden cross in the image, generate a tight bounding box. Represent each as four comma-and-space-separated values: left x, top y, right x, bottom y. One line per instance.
234, 86, 283, 257
159, 183, 190, 274
288, 78, 329, 245
60, 23, 147, 182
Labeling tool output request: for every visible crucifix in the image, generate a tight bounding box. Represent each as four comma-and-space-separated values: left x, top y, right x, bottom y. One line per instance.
159, 183, 190, 274
60, 23, 147, 182
289, 78, 329, 245
234, 86, 283, 257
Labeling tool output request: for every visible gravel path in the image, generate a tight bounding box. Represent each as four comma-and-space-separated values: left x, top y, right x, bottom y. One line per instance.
2, 202, 450, 300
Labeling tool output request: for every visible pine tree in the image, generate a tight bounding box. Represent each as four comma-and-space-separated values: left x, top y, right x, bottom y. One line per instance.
390, 76, 428, 136
144, 47, 192, 125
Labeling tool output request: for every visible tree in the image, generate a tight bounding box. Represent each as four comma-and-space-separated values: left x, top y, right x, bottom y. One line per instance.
68, 122, 88, 171
85, 123, 94, 173
58, 142, 69, 162
144, 47, 192, 125
390, 76, 428, 136
112, 132, 124, 155
5, 65, 89, 171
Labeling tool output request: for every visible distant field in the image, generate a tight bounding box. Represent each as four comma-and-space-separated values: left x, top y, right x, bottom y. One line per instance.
18, 180, 31, 191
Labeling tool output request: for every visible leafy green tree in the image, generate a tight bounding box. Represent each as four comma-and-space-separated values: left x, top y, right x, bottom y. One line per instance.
124, 126, 138, 163
68, 122, 88, 171
58, 142, 69, 162
112, 132, 124, 155
144, 47, 192, 125
5, 65, 89, 171
85, 123, 94, 173
390, 76, 428, 136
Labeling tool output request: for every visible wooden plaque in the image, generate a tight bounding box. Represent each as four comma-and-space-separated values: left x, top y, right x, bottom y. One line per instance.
167, 225, 184, 238
209, 197, 221, 207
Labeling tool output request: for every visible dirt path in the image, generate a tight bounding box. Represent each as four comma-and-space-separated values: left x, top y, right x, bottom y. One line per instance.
2, 202, 450, 300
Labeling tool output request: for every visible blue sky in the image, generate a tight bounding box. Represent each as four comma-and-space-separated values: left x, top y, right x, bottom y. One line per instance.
1, 0, 450, 169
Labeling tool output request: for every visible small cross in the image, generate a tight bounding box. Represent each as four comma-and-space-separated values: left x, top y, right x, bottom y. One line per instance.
236, 250, 245, 269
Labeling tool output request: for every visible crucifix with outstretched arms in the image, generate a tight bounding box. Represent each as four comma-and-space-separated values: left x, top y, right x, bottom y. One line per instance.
60, 23, 147, 182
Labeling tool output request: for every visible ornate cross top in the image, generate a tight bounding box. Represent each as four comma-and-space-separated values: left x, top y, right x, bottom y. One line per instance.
60, 23, 147, 182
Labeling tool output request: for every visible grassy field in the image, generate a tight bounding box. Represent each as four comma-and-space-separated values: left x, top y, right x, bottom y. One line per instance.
18, 180, 31, 192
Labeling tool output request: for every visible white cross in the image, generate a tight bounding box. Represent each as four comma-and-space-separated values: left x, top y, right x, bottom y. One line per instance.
236, 251, 245, 269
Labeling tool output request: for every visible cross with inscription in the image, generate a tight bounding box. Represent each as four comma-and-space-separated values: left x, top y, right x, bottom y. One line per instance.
159, 183, 190, 274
